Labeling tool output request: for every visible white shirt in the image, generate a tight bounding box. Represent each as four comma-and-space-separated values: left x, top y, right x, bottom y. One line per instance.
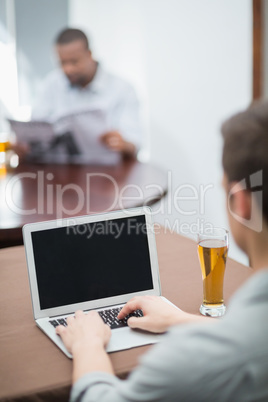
31, 65, 142, 164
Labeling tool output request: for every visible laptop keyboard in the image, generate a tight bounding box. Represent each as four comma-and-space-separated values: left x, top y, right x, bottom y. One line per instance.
49, 307, 143, 330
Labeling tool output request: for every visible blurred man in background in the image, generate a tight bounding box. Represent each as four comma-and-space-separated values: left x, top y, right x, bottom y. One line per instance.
17, 28, 142, 162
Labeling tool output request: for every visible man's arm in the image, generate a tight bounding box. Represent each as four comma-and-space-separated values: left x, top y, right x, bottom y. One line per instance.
100, 131, 136, 158
31, 72, 60, 121
118, 295, 211, 333
56, 298, 218, 402
100, 83, 142, 158
56, 297, 210, 383
56, 310, 113, 383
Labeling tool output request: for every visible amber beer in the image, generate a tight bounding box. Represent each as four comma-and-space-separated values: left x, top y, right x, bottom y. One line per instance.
0, 139, 10, 175
0, 140, 10, 153
198, 239, 228, 305
197, 228, 228, 317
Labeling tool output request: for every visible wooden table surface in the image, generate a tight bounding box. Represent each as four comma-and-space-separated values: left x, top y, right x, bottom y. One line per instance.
0, 160, 168, 247
0, 228, 253, 402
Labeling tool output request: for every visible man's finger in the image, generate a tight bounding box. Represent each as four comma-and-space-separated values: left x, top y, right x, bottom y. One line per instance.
127, 316, 148, 330
118, 298, 143, 319
66, 315, 75, 325
75, 310, 84, 318
56, 324, 66, 336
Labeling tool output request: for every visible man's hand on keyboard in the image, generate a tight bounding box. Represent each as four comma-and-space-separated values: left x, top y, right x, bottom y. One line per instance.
56, 310, 111, 355
118, 296, 207, 333
56, 310, 114, 381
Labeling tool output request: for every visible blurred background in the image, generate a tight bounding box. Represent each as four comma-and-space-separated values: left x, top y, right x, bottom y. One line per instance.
1, 0, 267, 265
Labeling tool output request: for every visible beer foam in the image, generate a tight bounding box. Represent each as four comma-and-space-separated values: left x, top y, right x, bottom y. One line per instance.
198, 239, 226, 248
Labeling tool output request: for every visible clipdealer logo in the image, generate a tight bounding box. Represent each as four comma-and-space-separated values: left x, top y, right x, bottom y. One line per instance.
228, 170, 263, 233
4, 170, 214, 218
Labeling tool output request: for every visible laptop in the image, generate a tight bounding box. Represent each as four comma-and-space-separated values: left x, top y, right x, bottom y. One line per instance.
23, 207, 171, 358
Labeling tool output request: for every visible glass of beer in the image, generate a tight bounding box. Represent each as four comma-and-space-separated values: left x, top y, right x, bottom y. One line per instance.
197, 228, 229, 317
0, 134, 10, 176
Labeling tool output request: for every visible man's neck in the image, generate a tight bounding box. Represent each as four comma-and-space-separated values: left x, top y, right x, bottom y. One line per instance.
247, 227, 268, 271
82, 61, 98, 88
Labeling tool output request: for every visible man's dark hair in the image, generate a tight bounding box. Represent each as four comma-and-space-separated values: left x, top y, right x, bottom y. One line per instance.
55, 28, 89, 49
221, 100, 268, 224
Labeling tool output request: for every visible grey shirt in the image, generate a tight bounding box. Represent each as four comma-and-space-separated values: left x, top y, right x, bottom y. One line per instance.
70, 269, 268, 402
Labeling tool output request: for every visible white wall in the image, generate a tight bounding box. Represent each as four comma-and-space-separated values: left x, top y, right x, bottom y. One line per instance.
69, 0, 252, 265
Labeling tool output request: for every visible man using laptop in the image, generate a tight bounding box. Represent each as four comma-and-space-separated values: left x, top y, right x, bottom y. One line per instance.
56, 101, 268, 400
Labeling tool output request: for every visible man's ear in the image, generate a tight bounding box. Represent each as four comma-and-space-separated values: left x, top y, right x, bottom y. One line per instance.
229, 182, 252, 220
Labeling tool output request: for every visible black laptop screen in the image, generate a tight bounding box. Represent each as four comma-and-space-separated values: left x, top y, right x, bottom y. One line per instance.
31, 215, 154, 310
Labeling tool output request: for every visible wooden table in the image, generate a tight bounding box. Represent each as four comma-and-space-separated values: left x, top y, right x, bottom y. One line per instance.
0, 160, 167, 247
0, 228, 253, 402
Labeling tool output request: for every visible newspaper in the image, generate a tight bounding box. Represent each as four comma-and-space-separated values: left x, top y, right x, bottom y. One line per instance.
7, 109, 121, 165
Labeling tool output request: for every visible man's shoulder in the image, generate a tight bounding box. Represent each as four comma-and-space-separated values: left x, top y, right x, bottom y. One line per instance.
41, 69, 67, 89
97, 65, 135, 92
